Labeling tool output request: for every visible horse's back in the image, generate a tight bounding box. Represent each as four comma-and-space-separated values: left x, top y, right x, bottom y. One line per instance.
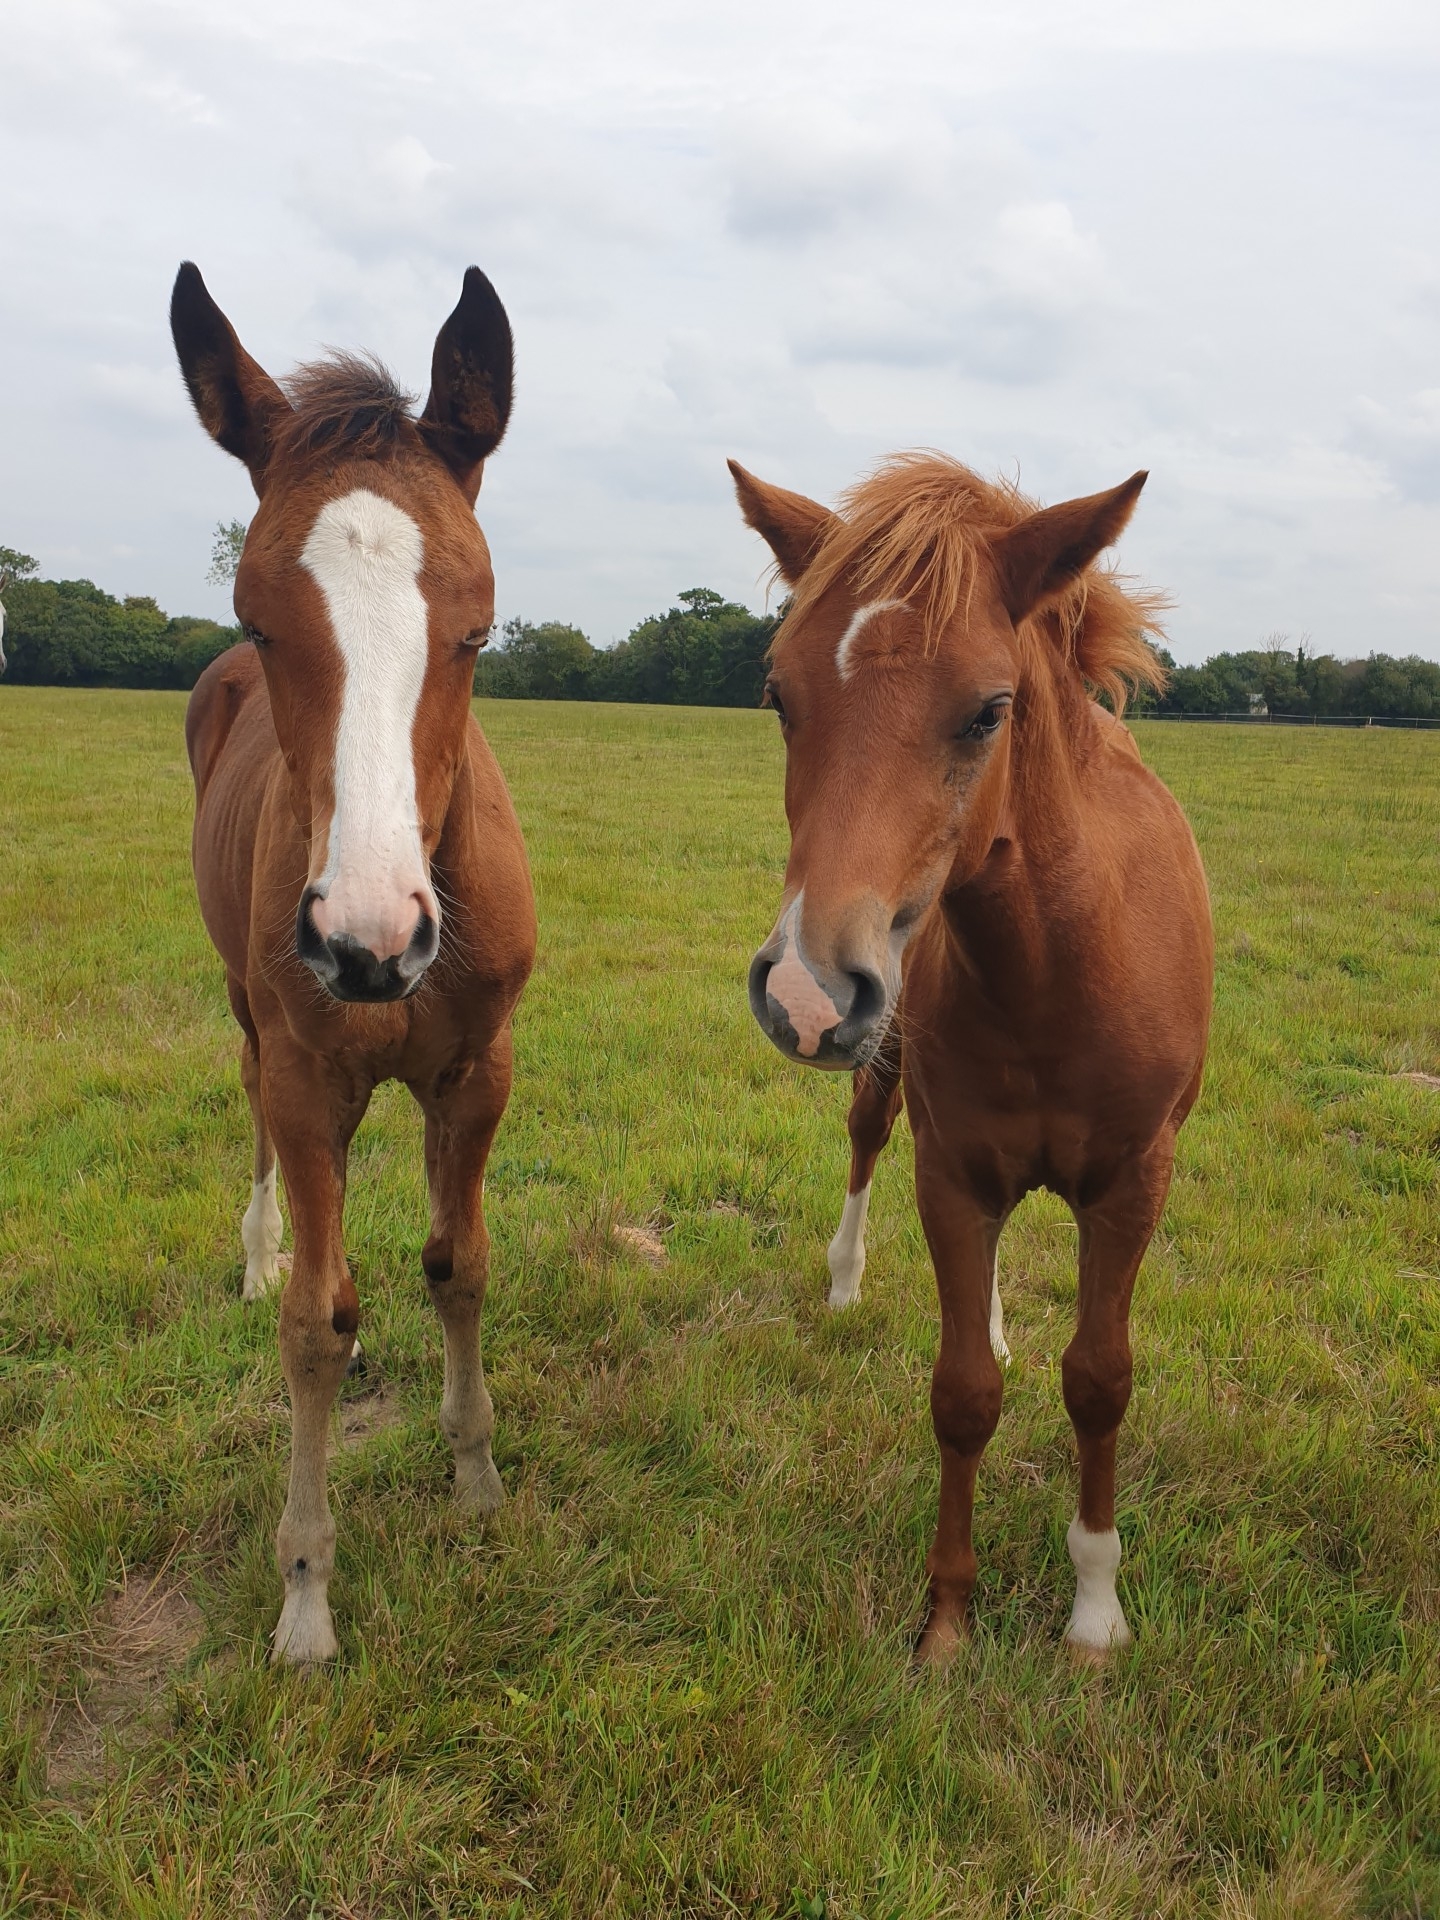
186, 644, 280, 980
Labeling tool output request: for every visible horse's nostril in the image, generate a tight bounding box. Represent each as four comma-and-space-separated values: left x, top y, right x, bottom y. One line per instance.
846, 968, 886, 1033
295, 887, 333, 973
747, 951, 770, 999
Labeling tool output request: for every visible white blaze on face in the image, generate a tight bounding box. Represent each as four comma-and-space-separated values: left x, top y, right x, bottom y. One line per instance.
835, 599, 907, 680
299, 489, 437, 961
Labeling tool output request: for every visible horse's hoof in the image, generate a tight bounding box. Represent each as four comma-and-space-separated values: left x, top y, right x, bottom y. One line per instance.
912, 1609, 966, 1672
454, 1452, 505, 1515
271, 1588, 338, 1666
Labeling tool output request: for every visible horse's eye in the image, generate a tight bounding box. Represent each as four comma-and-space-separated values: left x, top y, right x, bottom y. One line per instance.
763, 682, 789, 725
242, 623, 270, 649
965, 700, 1010, 740
460, 625, 492, 652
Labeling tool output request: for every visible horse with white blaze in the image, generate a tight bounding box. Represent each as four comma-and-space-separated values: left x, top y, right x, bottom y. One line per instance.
172, 263, 535, 1664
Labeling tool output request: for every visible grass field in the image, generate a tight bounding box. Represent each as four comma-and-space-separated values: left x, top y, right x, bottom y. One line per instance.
1, 688, 1438, 1918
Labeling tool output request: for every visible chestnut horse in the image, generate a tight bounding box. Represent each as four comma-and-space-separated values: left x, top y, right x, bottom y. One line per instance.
172, 264, 535, 1663
733, 453, 1212, 1662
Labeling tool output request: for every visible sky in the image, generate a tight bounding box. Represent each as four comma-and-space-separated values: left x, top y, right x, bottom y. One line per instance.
2, 0, 1438, 662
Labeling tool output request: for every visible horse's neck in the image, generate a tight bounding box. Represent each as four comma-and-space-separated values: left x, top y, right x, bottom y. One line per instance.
1009, 653, 1098, 857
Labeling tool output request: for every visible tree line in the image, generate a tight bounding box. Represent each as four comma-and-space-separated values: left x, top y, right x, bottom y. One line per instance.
0, 546, 240, 691
0, 537, 779, 705
1136, 639, 1440, 720
472, 589, 778, 707
3, 536, 1437, 718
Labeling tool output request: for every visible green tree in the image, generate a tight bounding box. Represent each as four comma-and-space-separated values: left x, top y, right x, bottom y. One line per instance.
208, 519, 248, 586
473, 619, 596, 699
594, 589, 777, 707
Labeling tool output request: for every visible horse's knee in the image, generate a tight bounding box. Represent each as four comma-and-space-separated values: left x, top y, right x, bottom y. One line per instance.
931, 1357, 1003, 1458
1061, 1339, 1132, 1436
278, 1276, 358, 1381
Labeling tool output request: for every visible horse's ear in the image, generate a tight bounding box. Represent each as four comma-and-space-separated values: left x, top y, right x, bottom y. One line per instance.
728, 461, 837, 585
170, 264, 291, 493
993, 471, 1148, 624
419, 268, 514, 503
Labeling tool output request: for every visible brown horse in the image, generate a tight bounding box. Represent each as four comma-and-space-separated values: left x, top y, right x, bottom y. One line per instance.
172, 264, 535, 1663
732, 452, 1212, 1662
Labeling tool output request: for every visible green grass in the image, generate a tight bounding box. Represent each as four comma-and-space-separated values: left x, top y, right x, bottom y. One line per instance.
1, 689, 1438, 1917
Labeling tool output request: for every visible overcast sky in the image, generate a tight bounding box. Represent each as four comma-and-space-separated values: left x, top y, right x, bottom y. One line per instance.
2, 0, 1438, 661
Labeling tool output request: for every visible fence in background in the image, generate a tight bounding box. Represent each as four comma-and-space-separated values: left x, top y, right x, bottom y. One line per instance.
1140, 711, 1440, 730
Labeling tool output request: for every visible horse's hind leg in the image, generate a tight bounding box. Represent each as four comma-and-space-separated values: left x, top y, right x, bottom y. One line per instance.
415, 1032, 514, 1513
827, 1046, 904, 1309
230, 976, 284, 1302
1061, 1140, 1174, 1656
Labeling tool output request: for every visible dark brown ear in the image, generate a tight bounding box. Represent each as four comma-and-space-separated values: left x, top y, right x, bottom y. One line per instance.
170, 264, 291, 493
993, 471, 1148, 624
418, 267, 514, 503
728, 460, 837, 585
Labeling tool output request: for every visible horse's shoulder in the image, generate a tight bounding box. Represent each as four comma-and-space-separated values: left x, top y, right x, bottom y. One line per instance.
185, 643, 265, 798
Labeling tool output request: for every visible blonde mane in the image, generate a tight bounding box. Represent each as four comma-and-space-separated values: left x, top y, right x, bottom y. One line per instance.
781, 451, 1167, 715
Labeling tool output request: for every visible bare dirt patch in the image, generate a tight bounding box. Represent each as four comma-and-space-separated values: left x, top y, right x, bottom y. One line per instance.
337, 1380, 407, 1447
46, 1566, 203, 1800
613, 1222, 668, 1267
1394, 1070, 1440, 1090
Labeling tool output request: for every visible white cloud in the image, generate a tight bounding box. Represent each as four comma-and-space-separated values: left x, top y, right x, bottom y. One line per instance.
0, 0, 1437, 660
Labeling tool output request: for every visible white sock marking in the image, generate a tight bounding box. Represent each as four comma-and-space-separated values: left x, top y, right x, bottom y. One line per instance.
241, 1168, 284, 1303
1065, 1516, 1132, 1651
989, 1254, 1011, 1365
827, 1181, 871, 1309
271, 1580, 339, 1665
835, 599, 907, 679
300, 489, 436, 956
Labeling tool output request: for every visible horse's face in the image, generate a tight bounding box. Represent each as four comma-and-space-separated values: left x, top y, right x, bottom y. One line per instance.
232, 466, 496, 1000
732, 460, 1145, 1070
172, 265, 513, 1003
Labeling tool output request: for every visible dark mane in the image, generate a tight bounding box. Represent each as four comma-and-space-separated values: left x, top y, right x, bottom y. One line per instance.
780, 450, 1167, 714
274, 352, 421, 464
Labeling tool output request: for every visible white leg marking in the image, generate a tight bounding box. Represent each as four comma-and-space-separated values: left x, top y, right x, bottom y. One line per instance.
273, 1397, 339, 1665
441, 1332, 504, 1514
1065, 1515, 1132, 1651
988, 1254, 1011, 1365
826, 1182, 871, 1310
241, 1169, 284, 1303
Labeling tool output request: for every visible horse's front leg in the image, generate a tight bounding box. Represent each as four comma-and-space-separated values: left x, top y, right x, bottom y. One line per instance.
415, 1030, 514, 1514
1062, 1140, 1175, 1656
265, 1038, 370, 1665
826, 1046, 903, 1309
912, 1146, 1006, 1665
